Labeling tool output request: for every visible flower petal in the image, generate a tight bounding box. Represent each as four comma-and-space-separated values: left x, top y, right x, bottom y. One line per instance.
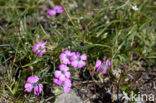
27, 76, 39, 83
59, 75, 66, 81
54, 71, 62, 78
34, 84, 43, 95
70, 54, 76, 61
24, 83, 33, 92
47, 9, 56, 16
77, 61, 86, 68
71, 61, 79, 68
59, 64, 69, 71
63, 87, 71, 93
60, 52, 70, 64
103, 67, 108, 74
65, 79, 72, 87
65, 72, 71, 78
64, 50, 71, 55
81, 54, 87, 60
53, 5, 63, 10
54, 78, 62, 86
57, 9, 64, 13
96, 60, 102, 68
97, 65, 102, 72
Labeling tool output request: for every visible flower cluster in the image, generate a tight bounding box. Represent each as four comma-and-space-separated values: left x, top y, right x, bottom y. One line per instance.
24, 76, 43, 95
54, 50, 87, 93
31, 40, 111, 95
25, 3, 112, 96
47, 5, 64, 16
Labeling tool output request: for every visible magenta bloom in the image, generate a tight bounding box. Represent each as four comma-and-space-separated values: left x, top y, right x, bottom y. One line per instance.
33, 41, 46, 56
54, 78, 72, 93
70, 52, 87, 68
47, 9, 56, 16
34, 84, 43, 95
47, 5, 64, 16
62, 79, 72, 93
54, 78, 63, 86
96, 59, 111, 74
60, 50, 74, 65
24, 76, 43, 95
53, 6, 64, 13
54, 64, 71, 81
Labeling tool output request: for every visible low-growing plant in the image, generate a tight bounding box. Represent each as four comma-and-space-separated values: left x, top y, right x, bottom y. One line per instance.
0, 0, 155, 102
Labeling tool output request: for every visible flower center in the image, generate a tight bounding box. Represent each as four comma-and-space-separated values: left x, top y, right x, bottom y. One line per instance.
38, 46, 44, 51
32, 83, 37, 88
61, 70, 66, 75
66, 55, 70, 59
76, 57, 81, 61
62, 81, 66, 87
53, 8, 58, 12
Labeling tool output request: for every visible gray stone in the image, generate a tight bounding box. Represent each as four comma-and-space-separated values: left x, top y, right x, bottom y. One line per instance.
56, 90, 82, 103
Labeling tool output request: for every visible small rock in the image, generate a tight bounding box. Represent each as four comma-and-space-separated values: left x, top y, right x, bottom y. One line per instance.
56, 90, 82, 103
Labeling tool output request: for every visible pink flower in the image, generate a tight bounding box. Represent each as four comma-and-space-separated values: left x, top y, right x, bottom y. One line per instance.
53, 6, 64, 13
25, 83, 33, 92
62, 79, 72, 93
34, 84, 43, 95
47, 9, 56, 16
47, 5, 64, 16
70, 52, 87, 68
24, 76, 43, 95
54, 64, 71, 81
26, 76, 39, 83
33, 41, 46, 56
96, 59, 111, 74
53, 78, 72, 93
60, 50, 75, 65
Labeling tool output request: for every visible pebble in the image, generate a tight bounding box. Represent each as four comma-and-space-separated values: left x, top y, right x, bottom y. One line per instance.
56, 90, 82, 103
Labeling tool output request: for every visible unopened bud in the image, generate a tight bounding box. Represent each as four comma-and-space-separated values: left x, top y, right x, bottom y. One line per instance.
29, 66, 33, 71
